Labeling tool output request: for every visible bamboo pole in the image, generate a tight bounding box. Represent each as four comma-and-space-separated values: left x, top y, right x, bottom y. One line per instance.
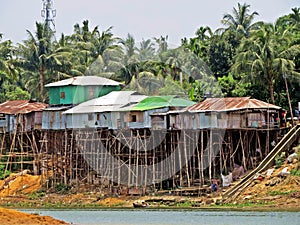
144, 129, 147, 187
152, 130, 156, 190
178, 131, 183, 187
196, 131, 201, 186
127, 131, 132, 187
240, 130, 247, 170
135, 130, 139, 188
117, 132, 121, 187
5, 115, 19, 174
75, 131, 79, 186
172, 131, 176, 188
19, 123, 24, 172
69, 130, 73, 184
209, 129, 213, 182
183, 131, 190, 187
200, 130, 204, 185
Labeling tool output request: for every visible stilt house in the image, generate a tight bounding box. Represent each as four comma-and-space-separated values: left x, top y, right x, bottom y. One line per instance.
129, 96, 195, 129
63, 91, 147, 129
42, 76, 122, 130
169, 97, 281, 129
0, 100, 48, 133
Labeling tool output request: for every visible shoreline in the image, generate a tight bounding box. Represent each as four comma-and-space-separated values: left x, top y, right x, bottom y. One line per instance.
2, 198, 299, 212
0, 153, 299, 223
14, 206, 300, 212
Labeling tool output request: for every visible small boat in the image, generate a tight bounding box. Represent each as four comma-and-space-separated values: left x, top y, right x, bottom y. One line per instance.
133, 201, 149, 208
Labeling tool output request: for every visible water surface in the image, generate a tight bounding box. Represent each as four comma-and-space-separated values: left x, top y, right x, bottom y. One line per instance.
22, 209, 300, 225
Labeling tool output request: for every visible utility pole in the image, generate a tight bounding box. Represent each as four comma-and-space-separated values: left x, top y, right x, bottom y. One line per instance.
41, 0, 56, 32
283, 73, 294, 126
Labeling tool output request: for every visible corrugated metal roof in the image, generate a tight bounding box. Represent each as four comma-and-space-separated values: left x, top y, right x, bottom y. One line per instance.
79, 91, 146, 106
0, 100, 48, 115
186, 97, 281, 112
45, 76, 121, 87
168, 109, 189, 114
63, 91, 147, 114
65, 105, 122, 114
43, 105, 73, 111
132, 96, 195, 111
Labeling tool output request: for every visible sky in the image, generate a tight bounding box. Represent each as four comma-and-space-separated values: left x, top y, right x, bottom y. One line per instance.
0, 0, 299, 46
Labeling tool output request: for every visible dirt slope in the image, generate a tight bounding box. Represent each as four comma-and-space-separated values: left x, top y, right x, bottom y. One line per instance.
0, 207, 68, 225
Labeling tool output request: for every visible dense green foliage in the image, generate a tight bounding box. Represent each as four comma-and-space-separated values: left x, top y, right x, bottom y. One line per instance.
0, 3, 299, 110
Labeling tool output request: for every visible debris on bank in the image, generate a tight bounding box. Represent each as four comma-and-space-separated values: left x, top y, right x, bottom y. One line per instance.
232, 145, 300, 207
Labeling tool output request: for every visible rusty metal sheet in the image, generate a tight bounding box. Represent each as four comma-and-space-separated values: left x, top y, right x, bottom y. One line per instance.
0, 100, 48, 115
186, 97, 281, 112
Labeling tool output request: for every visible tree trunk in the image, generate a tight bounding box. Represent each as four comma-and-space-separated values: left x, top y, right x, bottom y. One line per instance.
39, 68, 45, 101
268, 79, 275, 104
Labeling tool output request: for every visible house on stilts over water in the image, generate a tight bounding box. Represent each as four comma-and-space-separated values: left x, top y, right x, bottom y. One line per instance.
42, 76, 122, 130
0, 79, 292, 195
0, 100, 48, 174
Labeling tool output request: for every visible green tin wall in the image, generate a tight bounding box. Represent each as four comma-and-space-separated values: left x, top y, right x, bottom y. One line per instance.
48, 85, 121, 105
48, 87, 60, 105
98, 85, 121, 97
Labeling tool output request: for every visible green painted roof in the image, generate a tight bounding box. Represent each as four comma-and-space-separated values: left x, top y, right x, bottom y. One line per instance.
131, 95, 195, 111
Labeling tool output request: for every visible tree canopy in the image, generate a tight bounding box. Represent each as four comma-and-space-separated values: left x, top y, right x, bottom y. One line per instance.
0, 3, 299, 111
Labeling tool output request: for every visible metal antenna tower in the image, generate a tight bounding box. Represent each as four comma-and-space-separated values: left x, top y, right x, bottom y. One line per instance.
41, 0, 56, 32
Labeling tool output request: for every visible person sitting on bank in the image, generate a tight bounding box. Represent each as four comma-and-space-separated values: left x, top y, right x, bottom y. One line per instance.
211, 179, 218, 192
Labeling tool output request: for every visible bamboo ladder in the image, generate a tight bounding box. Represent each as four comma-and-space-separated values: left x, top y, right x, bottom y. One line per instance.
222, 124, 300, 203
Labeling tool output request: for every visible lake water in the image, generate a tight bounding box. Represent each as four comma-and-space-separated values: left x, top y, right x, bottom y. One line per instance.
21, 209, 300, 225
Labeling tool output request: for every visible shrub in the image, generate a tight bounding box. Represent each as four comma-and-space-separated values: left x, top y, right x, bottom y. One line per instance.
0, 164, 11, 180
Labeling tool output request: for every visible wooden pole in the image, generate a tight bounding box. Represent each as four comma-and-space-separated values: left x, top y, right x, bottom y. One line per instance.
183, 130, 190, 187
209, 129, 212, 182
283, 73, 294, 126
240, 130, 247, 170
178, 131, 183, 187
144, 129, 147, 188
200, 130, 204, 185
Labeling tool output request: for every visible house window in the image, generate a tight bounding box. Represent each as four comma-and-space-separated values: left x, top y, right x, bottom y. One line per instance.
88, 113, 93, 121
89, 87, 96, 99
60, 92, 66, 99
131, 115, 137, 122
97, 113, 101, 121
0, 113, 5, 120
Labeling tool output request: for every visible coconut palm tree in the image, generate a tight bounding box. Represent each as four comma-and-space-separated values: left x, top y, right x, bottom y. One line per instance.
128, 71, 163, 95
17, 22, 69, 101
136, 39, 155, 61
288, 7, 300, 25
221, 2, 259, 38
71, 20, 122, 78
195, 26, 213, 41
154, 35, 168, 56
17, 22, 54, 101
185, 26, 214, 63
232, 22, 300, 104
121, 33, 137, 64
91, 26, 121, 59
0, 38, 17, 81
0, 37, 20, 102
71, 20, 99, 70
52, 33, 79, 79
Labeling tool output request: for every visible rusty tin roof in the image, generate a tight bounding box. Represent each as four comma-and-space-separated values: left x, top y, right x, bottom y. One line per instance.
0, 100, 48, 115
186, 97, 281, 112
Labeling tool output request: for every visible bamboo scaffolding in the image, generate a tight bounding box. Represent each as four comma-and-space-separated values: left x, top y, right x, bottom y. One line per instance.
0, 124, 282, 194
